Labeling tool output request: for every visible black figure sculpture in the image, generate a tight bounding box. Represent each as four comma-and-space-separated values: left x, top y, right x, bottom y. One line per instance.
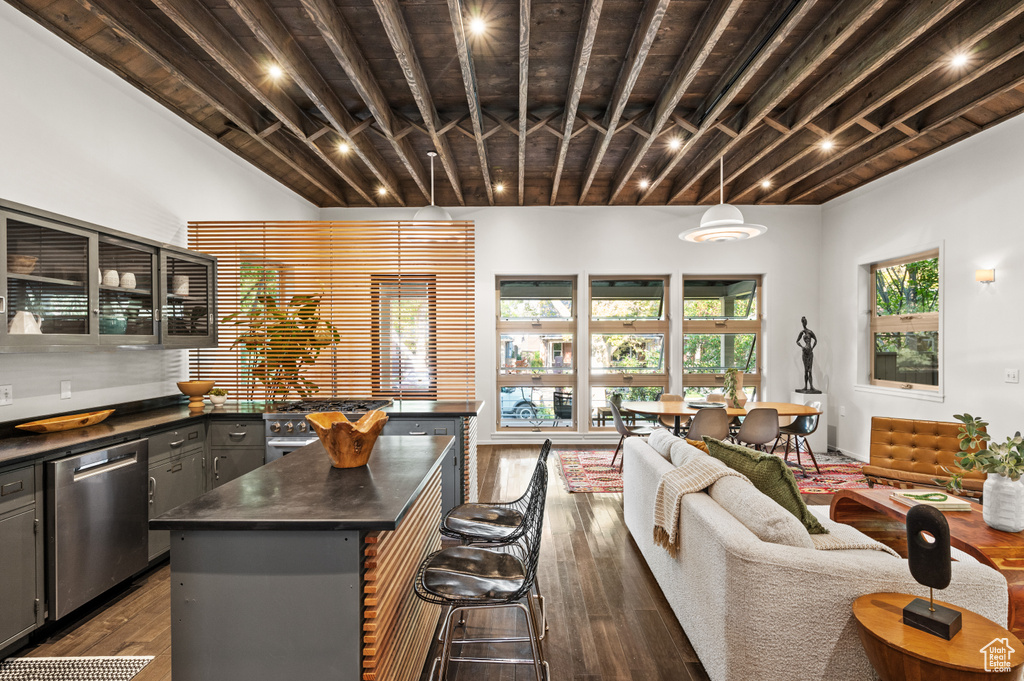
903, 503, 962, 639
795, 316, 821, 394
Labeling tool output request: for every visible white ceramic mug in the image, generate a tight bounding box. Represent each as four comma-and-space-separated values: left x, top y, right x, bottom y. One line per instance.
102, 269, 120, 287
120, 272, 136, 289
172, 275, 189, 297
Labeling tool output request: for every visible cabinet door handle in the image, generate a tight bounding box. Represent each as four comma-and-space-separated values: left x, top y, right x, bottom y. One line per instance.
149, 476, 155, 504
228, 432, 247, 438
408, 431, 427, 436
213, 456, 220, 480
169, 439, 185, 448
0, 296, 5, 314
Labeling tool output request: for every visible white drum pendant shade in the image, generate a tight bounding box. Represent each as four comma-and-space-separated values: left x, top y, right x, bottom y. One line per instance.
414, 151, 452, 222
679, 158, 767, 242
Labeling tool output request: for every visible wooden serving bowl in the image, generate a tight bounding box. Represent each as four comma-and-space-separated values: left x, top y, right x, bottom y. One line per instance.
306, 410, 389, 468
16, 409, 115, 433
177, 380, 215, 409
8, 254, 38, 275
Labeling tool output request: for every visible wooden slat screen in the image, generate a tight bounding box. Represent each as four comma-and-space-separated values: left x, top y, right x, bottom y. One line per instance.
187, 221, 475, 401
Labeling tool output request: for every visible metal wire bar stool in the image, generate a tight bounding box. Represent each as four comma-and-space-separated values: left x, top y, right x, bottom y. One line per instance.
437, 440, 551, 638
414, 463, 549, 681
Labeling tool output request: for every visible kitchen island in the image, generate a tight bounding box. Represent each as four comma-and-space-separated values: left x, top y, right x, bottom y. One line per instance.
150, 435, 452, 681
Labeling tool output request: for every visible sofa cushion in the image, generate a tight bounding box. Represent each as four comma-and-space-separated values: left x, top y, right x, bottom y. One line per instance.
669, 440, 708, 467
648, 429, 678, 461
708, 475, 814, 549
704, 437, 828, 534
686, 438, 710, 453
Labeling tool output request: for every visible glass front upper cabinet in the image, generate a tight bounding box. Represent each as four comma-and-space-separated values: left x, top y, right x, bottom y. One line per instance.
161, 251, 216, 348
98, 237, 158, 344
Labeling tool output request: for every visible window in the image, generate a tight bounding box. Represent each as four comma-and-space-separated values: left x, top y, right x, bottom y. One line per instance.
870, 249, 939, 390
496, 277, 576, 429
589, 277, 669, 428
372, 277, 435, 397
682, 276, 761, 400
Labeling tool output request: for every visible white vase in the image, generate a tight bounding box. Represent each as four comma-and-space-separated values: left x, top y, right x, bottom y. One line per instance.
982, 473, 1024, 532
726, 371, 748, 408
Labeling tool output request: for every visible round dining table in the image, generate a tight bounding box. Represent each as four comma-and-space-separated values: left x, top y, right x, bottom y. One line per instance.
620, 400, 822, 437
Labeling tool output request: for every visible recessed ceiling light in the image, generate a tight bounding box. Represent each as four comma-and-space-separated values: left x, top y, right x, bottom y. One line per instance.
494, 182, 505, 194
820, 139, 834, 151
267, 64, 284, 80
377, 186, 387, 197
761, 179, 772, 189
951, 52, 969, 68
639, 179, 650, 190
469, 17, 486, 35
338, 142, 350, 154
668, 137, 682, 151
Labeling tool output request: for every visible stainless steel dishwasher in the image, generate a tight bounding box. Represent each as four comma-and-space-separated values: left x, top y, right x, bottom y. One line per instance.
47, 439, 149, 620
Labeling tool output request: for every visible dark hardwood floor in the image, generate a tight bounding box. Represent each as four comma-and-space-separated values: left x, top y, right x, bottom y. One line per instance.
14, 444, 832, 681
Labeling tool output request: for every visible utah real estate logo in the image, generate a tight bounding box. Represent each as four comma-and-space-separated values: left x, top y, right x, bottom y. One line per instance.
980, 637, 1015, 672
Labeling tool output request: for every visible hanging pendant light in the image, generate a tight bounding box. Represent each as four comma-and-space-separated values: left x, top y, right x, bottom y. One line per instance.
679, 158, 767, 242
413, 151, 452, 221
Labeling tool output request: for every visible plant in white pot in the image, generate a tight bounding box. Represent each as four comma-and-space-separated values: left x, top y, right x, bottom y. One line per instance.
208, 388, 229, 406
723, 368, 747, 408
949, 413, 1024, 532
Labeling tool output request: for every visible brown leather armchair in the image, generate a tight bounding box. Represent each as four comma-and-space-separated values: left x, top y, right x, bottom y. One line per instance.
862, 416, 986, 498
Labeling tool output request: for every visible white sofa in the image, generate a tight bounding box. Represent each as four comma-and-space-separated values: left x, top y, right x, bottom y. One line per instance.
622, 433, 1008, 681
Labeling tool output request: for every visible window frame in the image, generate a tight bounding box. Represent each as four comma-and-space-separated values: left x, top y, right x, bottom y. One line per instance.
588, 275, 670, 430
371, 275, 437, 398
495, 275, 578, 431
869, 248, 940, 392
681, 274, 762, 399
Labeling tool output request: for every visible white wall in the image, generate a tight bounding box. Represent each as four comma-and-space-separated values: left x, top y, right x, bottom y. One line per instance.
0, 4, 316, 421
820, 113, 1024, 460
323, 204, 823, 444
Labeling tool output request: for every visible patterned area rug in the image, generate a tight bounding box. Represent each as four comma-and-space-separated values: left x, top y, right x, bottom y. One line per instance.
556, 449, 622, 493
771, 453, 870, 494
0, 656, 153, 680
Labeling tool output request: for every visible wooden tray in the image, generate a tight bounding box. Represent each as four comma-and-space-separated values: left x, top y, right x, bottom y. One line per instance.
16, 409, 116, 433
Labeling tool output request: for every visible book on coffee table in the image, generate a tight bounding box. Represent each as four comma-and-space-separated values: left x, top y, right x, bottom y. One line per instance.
890, 490, 972, 511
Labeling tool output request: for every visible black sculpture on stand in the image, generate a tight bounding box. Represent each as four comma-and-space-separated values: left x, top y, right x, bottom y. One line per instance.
795, 316, 822, 394
903, 504, 962, 639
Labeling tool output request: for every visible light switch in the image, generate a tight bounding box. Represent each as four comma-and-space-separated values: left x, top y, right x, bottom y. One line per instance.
1007, 369, 1020, 384
61, 380, 72, 399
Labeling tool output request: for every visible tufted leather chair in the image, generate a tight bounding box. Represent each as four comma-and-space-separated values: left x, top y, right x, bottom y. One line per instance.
861, 416, 986, 497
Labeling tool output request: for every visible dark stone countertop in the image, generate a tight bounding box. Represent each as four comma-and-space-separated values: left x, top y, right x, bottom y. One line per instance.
150, 435, 451, 531
0, 398, 482, 469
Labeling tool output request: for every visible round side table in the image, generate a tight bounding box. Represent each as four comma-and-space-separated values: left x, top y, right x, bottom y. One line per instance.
853, 593, 1024, 680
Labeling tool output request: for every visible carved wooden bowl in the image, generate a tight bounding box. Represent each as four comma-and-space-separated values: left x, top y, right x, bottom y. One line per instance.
306, 410, 389, 468
177, 380, 215, 409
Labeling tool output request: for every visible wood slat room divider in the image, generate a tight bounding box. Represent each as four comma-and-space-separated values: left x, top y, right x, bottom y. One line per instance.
187, 221, 475, 402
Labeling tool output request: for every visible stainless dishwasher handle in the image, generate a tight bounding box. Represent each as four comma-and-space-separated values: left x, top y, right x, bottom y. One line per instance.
73, 452, 138, 481
408, 431, 427, 435
149, 476, 155, 505
169, 439, 185, 448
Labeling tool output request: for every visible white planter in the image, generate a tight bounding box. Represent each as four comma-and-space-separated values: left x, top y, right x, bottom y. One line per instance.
209, 394, 228, 406
982, 473, 1024, 532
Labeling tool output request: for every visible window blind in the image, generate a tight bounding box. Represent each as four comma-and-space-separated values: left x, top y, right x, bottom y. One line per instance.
187, 221, 475, 403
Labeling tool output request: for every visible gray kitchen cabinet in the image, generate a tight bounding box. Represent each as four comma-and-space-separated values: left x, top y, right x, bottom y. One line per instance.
383, 416, 460, 513
148, 452, 205, 560
209, 448, 264, 489
0, 464, 43, 654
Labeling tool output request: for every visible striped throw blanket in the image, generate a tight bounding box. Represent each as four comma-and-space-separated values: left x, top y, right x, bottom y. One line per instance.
653, 457, 749, 556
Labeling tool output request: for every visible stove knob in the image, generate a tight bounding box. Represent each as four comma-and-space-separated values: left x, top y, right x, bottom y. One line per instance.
285, 422, 294, 433
298, 422, 307, 432
270, 421, 281, 433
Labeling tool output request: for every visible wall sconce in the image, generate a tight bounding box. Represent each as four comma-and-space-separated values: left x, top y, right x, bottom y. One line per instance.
975, 269, 995, 283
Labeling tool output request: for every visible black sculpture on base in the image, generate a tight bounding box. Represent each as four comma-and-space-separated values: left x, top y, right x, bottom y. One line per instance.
903, 503, 963, 640
795, 316, 822, 394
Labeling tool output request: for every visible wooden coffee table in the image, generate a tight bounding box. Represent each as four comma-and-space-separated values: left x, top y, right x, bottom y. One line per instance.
832, 489, 1024, 638
853, 593, 1024, 680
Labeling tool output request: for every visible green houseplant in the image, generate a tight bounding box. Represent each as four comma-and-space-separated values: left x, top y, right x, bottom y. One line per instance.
948, 413, 1024, 532
208, 387, 228, 406
723, 368, 747, 408
222, 294, 339, 402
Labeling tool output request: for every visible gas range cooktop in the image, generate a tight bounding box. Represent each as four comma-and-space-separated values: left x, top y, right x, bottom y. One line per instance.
270, 398, 393, 415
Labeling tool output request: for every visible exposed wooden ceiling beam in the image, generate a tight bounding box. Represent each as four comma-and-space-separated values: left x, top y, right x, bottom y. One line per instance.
680, 0, 969, 205
226, 0, 414, 206
372, 0, 464, 205
787, 33, 1024, 202
636, 0, 818, 203
663, 0, 885, 204
577, 0, 670, 205
607, 0, 743, 204
297, 0, 432, 203
518, 0, 530, 206
549, 0, 603, 205
146, 0, 382, 205
70, 0, 352, 206
738, 0, 1024, 204
447, 0, 494, 205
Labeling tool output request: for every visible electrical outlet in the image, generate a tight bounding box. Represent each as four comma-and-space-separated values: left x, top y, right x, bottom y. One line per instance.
61, 380, 72, 399
1007, 369, 1020, 384
0, 385, 12, 406
840, 405, 846, 417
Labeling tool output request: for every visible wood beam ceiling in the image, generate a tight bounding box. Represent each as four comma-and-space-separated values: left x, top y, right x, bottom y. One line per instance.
517, 0, 530, 205
447, 0, 494, 205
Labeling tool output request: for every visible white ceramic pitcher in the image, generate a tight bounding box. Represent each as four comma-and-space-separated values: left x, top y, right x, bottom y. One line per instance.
8, 310, 42, 334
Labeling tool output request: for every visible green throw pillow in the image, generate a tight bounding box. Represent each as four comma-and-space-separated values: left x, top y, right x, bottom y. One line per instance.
703, 437, 828, 535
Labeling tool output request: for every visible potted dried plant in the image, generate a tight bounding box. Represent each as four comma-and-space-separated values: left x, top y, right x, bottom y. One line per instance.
949, 413, 1024, 532
723, 368, 747, 408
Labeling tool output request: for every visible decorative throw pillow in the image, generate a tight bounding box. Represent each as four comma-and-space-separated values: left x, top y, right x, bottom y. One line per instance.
708, 475, 814, 548
647, 429, 679, 461
703, 437, 828, 534
669, 440, 708, 468
685, 438, 709, 453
